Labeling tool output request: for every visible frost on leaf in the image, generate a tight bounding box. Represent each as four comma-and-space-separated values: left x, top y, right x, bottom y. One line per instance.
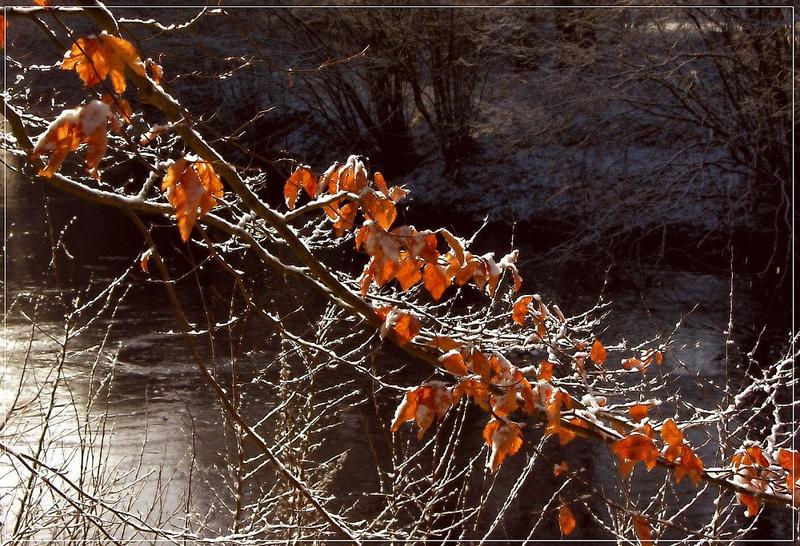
161, 159, 224, 242
375, 306, 420, 345
731, 445, 770, 517
145, 59, 164, 84
558, 503, 576, 536
139, 247, 153, 273
622, 357, 646, 372
61, 32, 146, 94
391, 383, 452, 440
483, 418, 523, 472
439, 229, 465, 266
401, 227, 438, 262
438, 350, 468, 376
32, 100, 113, 178
622, 349, 662, 373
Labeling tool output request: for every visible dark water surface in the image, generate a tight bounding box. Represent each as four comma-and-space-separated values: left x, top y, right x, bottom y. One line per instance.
2, 160, 791, 541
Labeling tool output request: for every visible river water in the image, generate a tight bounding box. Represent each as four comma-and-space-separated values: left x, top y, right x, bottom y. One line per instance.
1, 154, 791, 542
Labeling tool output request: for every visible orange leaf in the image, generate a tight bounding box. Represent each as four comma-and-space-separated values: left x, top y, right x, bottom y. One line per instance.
391, 390, 418, 433
439, 229, 465, 266
633, 515, 653, 546
62, 32, 145, 94
732, 445, 769, 468
368, 254, 399, 286
161, 159, 223, 242
32, 110, 81, 177
491, 390, 519, 416
408, 229, 439, 262
476, 254, 502, 297
675, 445, 704, 486
558, 504, 576, 536
423, 262, 451, 301
553, 461, 569, 477
453, 378, 490, 410
512, 295, 532, 325
452, 254, 481, 286
612, 434, 659, 472
660, 418, 683, 447
622, 357, 647, 372
628, 404, 650, 423
738, 493, 760, 517
320, 163, 340, 194
139, 248, 152, 273
337, 157, 369, 194
99, 33, 147, 93
83, 123, 108, 178
358, 269, 373, 296
61, 37, 106, 87
776, 448, 799, 492
373, 171, 390, 196
32, 100, 113, 178
284, 167, 316, 209
100, 93, 133, 127
483, 419, 523, 471
332, 202, 358, 237
517, 374, 536, 414
362, 191, 397, 230
391, 384, 452, 440
389, 185, 407, 202
439, 350, 468, 376
544, 391, 576, 446
393, 313, 420, 345
395, 256, 422, 291
469, 349, 493, 381
590, 340, 607, 365
428, 336, 463, 352
537, 361, 554, 381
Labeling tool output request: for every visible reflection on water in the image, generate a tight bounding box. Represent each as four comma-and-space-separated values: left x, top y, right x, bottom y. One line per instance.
1, 159, 789, 540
